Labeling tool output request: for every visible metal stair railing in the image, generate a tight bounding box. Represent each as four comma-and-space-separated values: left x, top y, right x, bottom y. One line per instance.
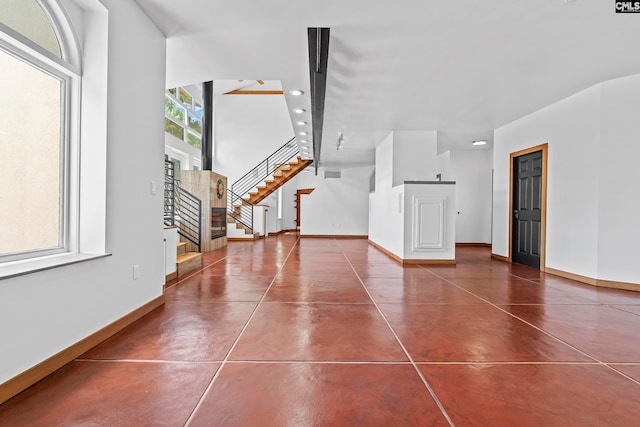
164, 160, 202, 252
231, 137, 298, 202
175, 185, 202, 252
228, 136, 300, 234
164, 160, 175, 226
227, 188, 253, 233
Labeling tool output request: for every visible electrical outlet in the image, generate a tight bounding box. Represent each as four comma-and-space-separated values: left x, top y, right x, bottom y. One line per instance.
150, 181, 157, 195
133, 265, 140, 280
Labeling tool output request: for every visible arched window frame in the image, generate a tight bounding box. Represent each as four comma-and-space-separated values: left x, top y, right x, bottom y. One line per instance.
0, 0, 82, 263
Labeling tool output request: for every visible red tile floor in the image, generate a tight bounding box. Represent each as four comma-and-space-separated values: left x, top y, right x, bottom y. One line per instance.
2, 234, 640, 426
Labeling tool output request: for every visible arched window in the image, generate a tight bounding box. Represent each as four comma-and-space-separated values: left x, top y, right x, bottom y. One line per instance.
0, 0, 80, 262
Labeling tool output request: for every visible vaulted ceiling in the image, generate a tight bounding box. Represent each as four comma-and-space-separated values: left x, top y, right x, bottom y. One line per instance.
135, 0, 640, 169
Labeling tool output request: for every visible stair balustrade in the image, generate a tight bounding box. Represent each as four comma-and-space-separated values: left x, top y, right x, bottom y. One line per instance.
228, 137, 301, 233
164, 160, 202, 252
227, 188, 253, 232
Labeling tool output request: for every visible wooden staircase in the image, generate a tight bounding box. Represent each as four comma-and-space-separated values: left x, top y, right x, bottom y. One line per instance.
227, 215, 260, 240
176, 241, 202, 278
245, 156, 313, 204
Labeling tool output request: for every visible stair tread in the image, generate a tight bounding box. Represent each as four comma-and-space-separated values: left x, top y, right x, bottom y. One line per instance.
177, 252, 202, 263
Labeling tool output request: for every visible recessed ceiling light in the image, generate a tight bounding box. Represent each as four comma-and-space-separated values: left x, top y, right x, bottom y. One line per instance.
293, 108, 306, 114
296, 121, 307, 126
290, 90, 304, 96
472, 140, 487, 146
299, 140, 308, 144
299, 131, 308, 136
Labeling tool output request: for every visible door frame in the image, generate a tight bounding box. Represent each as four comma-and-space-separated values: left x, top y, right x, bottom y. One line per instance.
509, 143, 548, 271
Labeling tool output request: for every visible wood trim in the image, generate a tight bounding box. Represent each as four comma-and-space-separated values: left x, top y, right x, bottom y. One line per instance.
267, 230, 291, 237
165, 271, 177, 283
545, 267, 639, 292
509, 143, 548, 272
367, 240, 455, 264
368, 240, 403, 263
300, 235, 368, 239
0, 295, 165, 405
227, 237, 256, 241
545, 267, 597, 286
224, 90, 284, 95
402, 259, 456, 265
595, 279, 640, 292
456, 243, 492, 248
491, 253, 510, 263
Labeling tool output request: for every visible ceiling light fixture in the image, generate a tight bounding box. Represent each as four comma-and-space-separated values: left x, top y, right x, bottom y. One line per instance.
299, 131, 308, 136
296, 121, 307, 126
293, 108, 306, 114
472, 140, 487, 146
299, 140, 308, 144
290, 89, 304, 96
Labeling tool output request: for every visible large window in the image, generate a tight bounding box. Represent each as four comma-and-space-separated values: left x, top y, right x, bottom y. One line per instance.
165, 86, 202, 150
0, 0, 79, 262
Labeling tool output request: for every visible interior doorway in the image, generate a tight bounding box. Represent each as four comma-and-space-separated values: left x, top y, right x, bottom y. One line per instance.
509, 143, 547, 270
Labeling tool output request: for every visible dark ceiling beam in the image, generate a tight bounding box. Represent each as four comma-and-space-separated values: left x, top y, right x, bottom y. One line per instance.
307, 27, 330, 175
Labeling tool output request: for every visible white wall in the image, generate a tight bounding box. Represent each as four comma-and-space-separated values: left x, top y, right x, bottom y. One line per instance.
450, 149, 493, 244
369, 133, 404, 255
392, 130, 438, 186
597, 75, 640, 283
494, 85, 601, 278
437, 151, 451, 181
280, 177, 298, 231
494, 74, 640, 285
213, 93, 294, 185
298, 167, 371, 236
0, 0, 167, 384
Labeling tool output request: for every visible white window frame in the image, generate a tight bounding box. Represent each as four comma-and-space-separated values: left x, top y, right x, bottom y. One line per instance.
0, 0, 82, 266
165, 87, 202, 150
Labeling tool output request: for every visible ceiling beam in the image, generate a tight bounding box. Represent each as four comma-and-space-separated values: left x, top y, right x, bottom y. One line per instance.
307, 27, 330, 175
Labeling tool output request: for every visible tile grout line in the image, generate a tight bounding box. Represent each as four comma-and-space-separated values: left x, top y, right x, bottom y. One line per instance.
182, 236, 302, 427
415, 265, 640, 384
164, 243, 255, 292
75, 357, 621, 366
343, 254, 456, 427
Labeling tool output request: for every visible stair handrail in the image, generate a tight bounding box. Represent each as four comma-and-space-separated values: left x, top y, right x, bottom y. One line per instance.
227, 188, 253, 232
231, 136, 298, 200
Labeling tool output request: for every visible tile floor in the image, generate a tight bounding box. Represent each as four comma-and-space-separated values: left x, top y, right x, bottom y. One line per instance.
1, 234, 640, 426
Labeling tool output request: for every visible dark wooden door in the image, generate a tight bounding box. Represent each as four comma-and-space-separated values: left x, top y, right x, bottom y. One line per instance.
512, 151, 542, 268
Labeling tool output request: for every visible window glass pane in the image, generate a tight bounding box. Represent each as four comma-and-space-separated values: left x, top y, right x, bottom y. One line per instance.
188, 113, 202, 133
0, 49, 62, 255
187, 132, 201, 149
179, 88, 192, 109
168, 88, 176, 97
165, 96, 185, 122
0, 0, 61, 57
165, 118, 184, 140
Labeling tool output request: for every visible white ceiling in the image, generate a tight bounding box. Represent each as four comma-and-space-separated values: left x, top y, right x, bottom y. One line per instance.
135, 0, 640, 169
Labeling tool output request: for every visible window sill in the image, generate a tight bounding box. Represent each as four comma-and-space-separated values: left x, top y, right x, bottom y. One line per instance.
0, 252, 112, 280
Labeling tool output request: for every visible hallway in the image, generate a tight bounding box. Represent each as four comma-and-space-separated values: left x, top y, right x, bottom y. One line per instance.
1, 234, 640, 426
